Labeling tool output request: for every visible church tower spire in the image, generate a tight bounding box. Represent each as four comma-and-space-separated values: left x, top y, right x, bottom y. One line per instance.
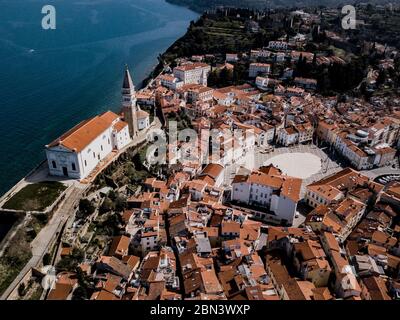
122, 66, 138, 137
122, 65, 137, 107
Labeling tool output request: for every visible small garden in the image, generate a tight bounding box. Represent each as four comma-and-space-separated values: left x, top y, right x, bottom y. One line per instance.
3, 181, 67, 212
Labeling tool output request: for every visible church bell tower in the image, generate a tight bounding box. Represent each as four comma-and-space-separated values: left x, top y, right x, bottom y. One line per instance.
122, 66, 138, 137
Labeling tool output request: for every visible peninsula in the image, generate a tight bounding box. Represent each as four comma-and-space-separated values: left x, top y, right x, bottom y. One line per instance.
1, 4, 400, 302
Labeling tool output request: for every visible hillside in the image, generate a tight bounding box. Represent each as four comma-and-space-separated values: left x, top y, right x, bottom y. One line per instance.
166, 0, 397, 13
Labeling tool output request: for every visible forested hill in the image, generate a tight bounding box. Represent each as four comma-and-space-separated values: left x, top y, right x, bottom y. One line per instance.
166, 0, 396, 13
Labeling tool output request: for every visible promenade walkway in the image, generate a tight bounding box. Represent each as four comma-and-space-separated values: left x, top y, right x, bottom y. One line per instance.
0, 184, 86, 300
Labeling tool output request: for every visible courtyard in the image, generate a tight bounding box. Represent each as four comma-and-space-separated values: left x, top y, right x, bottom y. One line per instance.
263, 152, 322, 179
255, 144, 343, 194
222, 143, 343, 193
221, 143, 344, 227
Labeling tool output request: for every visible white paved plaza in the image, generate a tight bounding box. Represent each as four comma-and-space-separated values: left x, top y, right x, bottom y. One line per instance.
264, 152, 322, 179
221, 144, 344, 227
223, 144, 343, 196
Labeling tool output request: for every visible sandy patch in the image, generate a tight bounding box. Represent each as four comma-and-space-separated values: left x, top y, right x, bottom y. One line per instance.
264, 152, 322, 179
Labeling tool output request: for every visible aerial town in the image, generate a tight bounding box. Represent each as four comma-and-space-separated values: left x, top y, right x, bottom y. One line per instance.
0, 4, 400, 301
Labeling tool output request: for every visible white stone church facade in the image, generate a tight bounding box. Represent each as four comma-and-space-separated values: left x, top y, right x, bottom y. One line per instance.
45, 67, 150, 179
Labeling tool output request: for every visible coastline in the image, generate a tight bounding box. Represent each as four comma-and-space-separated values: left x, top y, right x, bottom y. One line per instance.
0, 0, 199, 198
0, 6, 198, 203
0, 16, 204, 285
165, 0, 203, 13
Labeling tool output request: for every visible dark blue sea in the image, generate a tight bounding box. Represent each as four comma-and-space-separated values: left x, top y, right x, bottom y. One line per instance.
0, 0, 198, 195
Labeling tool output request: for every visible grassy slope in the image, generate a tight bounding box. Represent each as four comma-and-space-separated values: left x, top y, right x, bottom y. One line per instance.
0, 227, 32, 295
3, 181, 66, 211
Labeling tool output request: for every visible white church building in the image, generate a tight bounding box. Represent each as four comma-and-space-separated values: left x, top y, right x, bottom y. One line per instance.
45, 111, 130, 179
45, 67, 149, 179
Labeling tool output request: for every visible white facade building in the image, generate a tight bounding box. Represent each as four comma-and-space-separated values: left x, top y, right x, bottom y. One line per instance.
140, 231, 159, 254
226, 53, 239, 62
268, 41, 289, 50
249, 63, 271, 78
173, 63, 211, 86
137, 110, 150, 130
258, 125, 275, 146
212, 91, 236, 106
231, 166, 302, 225
45, 67, 153, 180
159, 74, 184, 91
198, 163, 225, 187
277, 123, 313, 146
255, 76, 270, 91
250, 49, 271, 60
185, 85, 214, 103
277, 127, 299, 146
46, 111, 131, 179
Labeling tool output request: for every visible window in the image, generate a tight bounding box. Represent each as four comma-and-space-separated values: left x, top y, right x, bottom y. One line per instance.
108, 138, 110, 145
72, 163, 76, 171
101, 145, 103, 151
52, 161, 57, 169
84, 160, 87, 167
93, 152, 95, 158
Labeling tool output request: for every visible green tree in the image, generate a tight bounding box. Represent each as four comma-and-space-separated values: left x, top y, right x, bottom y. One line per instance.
56, 247, 85, 272
99, 198, 114, 214
208, 70, 219, 87
18, 283, 26, 297
376, 70, 387, 86
101, 213, 123, 236
71, 286, 88, 300
78, 199, 95, 217
72, 267, 93, 300
219, 67, 233, 87
108, 190, 117, 201
114, 196, 127, 212
42, 253, 51, 266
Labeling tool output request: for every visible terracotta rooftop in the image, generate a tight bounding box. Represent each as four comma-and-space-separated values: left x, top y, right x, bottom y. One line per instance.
221, 221, 241, 235
200, 163, 224, 180
174, 62, 209, 72
47, 111, 122, 152
108, 235, 130, 258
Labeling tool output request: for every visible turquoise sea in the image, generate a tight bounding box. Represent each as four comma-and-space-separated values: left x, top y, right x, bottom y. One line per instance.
0, 0, 198, 195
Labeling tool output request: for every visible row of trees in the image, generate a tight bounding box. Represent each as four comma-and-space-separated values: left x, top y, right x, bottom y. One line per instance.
292, 53, 367, 95
207, 63, 248, 87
